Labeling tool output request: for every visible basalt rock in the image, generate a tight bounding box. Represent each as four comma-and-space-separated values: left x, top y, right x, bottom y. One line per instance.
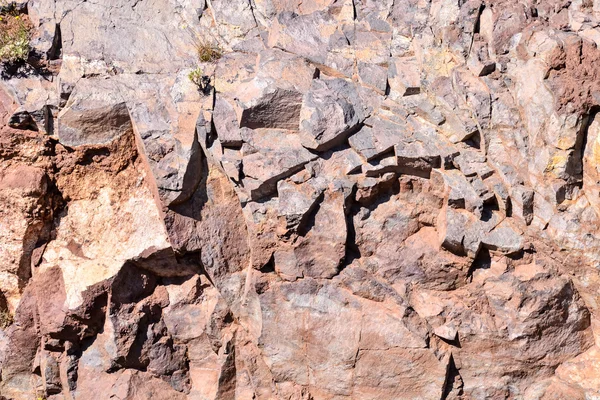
3, 0, 600, 399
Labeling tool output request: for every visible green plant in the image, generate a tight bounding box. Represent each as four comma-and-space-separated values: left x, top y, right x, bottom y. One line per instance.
188, 66, 212, 93
188, 66, 204, 87
0, 9, 31, 63
0, 309, 13, 328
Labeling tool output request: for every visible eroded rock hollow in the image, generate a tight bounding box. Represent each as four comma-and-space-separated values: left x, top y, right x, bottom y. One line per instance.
3, 0, 600, 398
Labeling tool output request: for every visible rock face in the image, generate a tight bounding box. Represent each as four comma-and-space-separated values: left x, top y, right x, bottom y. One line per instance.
4, 0, 600, 399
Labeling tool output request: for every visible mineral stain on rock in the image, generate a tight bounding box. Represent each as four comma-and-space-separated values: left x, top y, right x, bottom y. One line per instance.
3, 0, 600, 399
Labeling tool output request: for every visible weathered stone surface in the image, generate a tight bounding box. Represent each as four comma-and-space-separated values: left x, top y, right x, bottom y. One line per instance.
239, 129, 317, 201
298, 78, 365, 151
5, 0, 600, 398
57, 85, 131, 147
388, 57, 421, 98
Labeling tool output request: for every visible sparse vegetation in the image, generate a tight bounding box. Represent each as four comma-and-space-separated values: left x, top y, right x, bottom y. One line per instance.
193, 37, 222, 63
188, 66, 204, 87
0, 4, 31, 63
187, 32, 222, 93
0, 309, 13, 328
189, 38, 221, 91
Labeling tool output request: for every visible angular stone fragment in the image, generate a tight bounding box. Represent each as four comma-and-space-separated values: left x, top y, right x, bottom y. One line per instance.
434, 322, 458, 341
438, 207, 483, 258
388, 57, 421, 99
277, 178, 325, 231
482, 220, 524, 255
212, 96, 244, 147
453, 149, 488, 177
58, 89, 131, 147
349, 116, 409, 161
2, 76, 59, 134
292, 188, 348, 278
510, 185, 535, 225
413, 96, 446, 126
432, 169, 484, 218
239, 87, 303, 130
393, 137, 444, 178
357, 61, 388, 93
241, 129, 318, 200
299, 78, 365, 151
467, 39, 496, 77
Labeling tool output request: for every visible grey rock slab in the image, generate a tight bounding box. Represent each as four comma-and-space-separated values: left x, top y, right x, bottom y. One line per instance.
299, 78, 366, 152
431, 169, 484, 218
482, 220, 524, 255
212, 96, 244, 147
438, 207, 484, 258
292, 189, 348, 279
57, 81, 131, 147
388, 57, 422, 99
277, 178, 325, 231
349, 116, 409, 161
2, 76, 60, 135
239, 87, 304, 130
55, 0, 201, 77
453, 149, 488, 177
241, 129, 318, 200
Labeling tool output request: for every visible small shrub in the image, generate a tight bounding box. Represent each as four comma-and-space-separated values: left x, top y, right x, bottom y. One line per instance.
0, 9, 31, 63
188, 66, 212, 93
188, 66, 204, 87
0, 309, 13, 328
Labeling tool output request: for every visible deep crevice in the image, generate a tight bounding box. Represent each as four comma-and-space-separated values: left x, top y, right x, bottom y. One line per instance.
297, 192, 325, 237
342, 185, 361, 269
467, 247, 491, 280
259, 254, 275, 274
578, 105, 600, 185
48, 23, 62, 60
464, 130, 481, 149
442, 355, 464, 399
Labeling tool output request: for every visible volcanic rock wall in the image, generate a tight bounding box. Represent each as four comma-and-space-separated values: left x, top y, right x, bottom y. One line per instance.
2, 0, 600, 398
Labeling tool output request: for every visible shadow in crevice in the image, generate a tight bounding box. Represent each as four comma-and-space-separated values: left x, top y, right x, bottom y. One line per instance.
467, 247, 491, 280
442, 355, 464, 400
168, 139, 210, 221
259, 253, 276, 274
480, 196, 499, 222
576, 106, 600, 184
342, 184, 361, 269
296, 191, 325, 237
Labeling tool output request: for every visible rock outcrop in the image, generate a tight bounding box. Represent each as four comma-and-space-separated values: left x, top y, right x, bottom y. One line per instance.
3, 0, 600, 399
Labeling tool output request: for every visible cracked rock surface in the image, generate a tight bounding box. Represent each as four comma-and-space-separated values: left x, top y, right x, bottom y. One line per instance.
4, 0, 600, 398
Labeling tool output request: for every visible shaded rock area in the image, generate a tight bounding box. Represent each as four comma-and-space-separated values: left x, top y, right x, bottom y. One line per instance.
3, 0, 600, 399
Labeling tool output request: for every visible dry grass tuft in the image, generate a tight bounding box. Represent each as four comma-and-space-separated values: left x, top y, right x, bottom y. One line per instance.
193, 37, 222, 63
0, 309, 13, 329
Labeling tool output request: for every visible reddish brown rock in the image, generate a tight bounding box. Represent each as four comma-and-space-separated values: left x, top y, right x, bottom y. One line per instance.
4, 0, 600, 398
